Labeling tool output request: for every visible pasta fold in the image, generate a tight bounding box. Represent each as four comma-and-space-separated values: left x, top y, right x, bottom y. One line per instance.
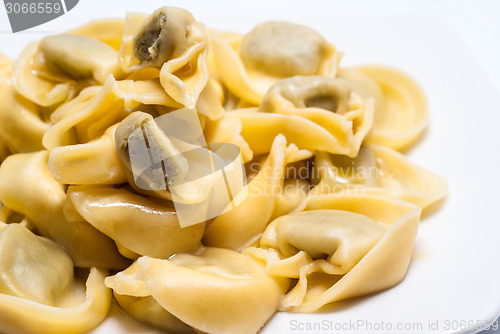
223, 110, 350, 157
247, 194, 421, 312
0, 224, 74, 306
48, 124, 127, 185
67, 18, 126, 51
119, 7, 209, 107
311, 144, 447, 210
259, 76, 374, 157
12, 41, 75, 107
0, 77, 49, 153
338, 66, 428, 150
209, 22, 337, 105
105, 261, 196, 333
0, 268, 110, 334
204, 134, 312, 250
136, 247, 283, 334
0, 151, 129, 269
43, 76, 128, 149
68, 186, 205, 259
40, 34, 120, 84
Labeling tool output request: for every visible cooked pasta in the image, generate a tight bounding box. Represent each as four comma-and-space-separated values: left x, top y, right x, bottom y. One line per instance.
0, 6, 446, 334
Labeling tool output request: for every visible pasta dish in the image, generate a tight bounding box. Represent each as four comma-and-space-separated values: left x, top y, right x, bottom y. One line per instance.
0, 6, 447, 334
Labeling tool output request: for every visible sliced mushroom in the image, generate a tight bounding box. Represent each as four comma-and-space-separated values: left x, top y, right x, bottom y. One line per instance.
133, 7, 195, 68
40, 34, 118, 83
240, 21, 331, 77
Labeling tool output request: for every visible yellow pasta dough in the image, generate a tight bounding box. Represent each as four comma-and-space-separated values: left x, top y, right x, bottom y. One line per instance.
137, 248, 283, 334
311, 144, 447, 210
0, 267, 111, 334
209, 22, 338, 105
204, 134, 312, 251
67, 18, 126, 51
338, 66, 428, 150
119, 7, 209, 107
0, 224, 74, 305
247, 194, 421, 312
0, 77, 49, 153
259, 75, 374, 157
48, 124, 127, 185
0, 151, 129, 269
105, 261, 195, 333
68, 186, 205, 259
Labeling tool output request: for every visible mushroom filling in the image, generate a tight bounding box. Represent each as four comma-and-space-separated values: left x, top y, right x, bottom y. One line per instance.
132, 7, 190, 68
304, 94, 338, 112
240, 21, 329, 77
261, 76, 352, 114
134, 12, 173, 63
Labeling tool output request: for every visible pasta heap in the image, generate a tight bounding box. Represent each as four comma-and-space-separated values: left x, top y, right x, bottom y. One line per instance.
0, 6, 446, 334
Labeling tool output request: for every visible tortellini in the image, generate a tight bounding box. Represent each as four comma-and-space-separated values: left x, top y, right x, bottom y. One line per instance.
48, 124, 127, 185
40, 34, 120, 83
267, 210, 386, 274
0, 5, 446, 334
0, 77, 49, 153
12, 28, 122, 107
338, 66, 428, 150
0, 224, 111, 334
203, 134, 312, 251
107, 248, 283, 334
12, 41, 76, 107
0, 151, 129, 269
246, 194, 421, 312
258, 75, 374, 157
68, 186, 205, 259
210, 21, 338, 105
0, 267, 111, 334
0, 224, 73, 305
311, 144, 447, 210
42, 76, 128, 149
240, 22, 333, 77
119, 7, 209, 107
105, 261, 195, 333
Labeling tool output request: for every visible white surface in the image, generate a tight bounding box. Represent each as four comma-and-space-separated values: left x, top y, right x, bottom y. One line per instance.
1, 1, 500, 334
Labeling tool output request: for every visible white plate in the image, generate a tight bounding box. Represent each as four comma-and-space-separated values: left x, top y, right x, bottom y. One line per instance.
1, 1, 500, 333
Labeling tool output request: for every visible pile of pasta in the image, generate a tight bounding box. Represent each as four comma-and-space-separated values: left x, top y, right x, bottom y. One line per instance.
0, 6, 447, 334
